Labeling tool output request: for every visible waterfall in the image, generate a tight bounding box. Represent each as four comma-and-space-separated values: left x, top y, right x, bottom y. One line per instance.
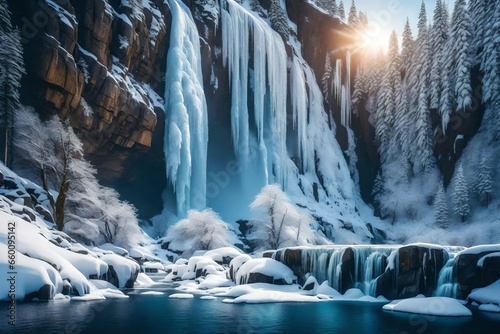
434, 258, 459, 298
221, 0, 288, 187
164, 0, 208, 216
292, 246, 397, 296
332, 51, 352, 128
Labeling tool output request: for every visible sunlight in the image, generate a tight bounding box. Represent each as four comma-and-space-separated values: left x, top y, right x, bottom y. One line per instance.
358, 29, 391, 52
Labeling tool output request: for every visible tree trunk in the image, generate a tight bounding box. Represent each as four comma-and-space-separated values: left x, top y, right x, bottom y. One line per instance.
40, 167, 56, 213
55, 179, 69, 231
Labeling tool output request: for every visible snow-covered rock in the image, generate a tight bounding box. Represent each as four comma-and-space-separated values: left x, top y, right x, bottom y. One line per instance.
235, 258, 297, 285
383, 297, 472, 317
204, 247, 242, 264
228, 254, 252, 280
468, 279, 500, 306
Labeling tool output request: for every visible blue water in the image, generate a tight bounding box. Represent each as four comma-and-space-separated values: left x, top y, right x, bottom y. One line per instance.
1, 287, 500, 334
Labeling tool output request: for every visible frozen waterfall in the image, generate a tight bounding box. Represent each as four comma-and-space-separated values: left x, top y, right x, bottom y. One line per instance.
164, 0, 208, 216
221, 0, 288, 187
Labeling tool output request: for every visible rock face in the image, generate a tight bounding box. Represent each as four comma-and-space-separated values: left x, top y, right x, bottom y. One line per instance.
454, 248, 500, 300
7, 0, 170, 216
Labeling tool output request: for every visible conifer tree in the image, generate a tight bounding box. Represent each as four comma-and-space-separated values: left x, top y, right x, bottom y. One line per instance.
468, 0, 486, 65
434, 181, 449, 228
477, 154, 493, 207
338, 1, 346, 21
269, 0, 289, 37
448, 0, 473, 111
430, 0, 449, 109
0, 0, 26, 168
322, 53, 332, 99
452, 164, 470, 223
401, 18, 414, 80
348, 0, 358, 26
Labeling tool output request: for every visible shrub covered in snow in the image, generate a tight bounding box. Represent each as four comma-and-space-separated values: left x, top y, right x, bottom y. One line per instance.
164, 209, 240, 254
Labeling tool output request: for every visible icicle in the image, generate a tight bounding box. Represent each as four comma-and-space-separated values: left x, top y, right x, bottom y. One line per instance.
164, 0, 208, 216
220, 0, 288, 186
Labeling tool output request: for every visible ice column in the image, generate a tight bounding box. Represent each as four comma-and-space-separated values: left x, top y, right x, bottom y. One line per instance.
164, 0, 208, 216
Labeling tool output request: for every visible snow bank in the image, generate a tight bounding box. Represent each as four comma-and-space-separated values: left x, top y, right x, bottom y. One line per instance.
100, 254, 140, 288
477, 252, 500, 267
135, 273, 155, 287
204, 247, 242, 264
169, 293, 195, 299
457, 244, 500, 256
226, 290, 320, 304
468, 279, 500, 305
235, 258, 297, 285
383, 297, 472, 317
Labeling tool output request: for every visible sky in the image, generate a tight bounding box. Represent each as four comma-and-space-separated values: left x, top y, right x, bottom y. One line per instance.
353, 0, 455, 45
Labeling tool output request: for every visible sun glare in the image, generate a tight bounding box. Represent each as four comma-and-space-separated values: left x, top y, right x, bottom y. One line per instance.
358, 30, 391, 52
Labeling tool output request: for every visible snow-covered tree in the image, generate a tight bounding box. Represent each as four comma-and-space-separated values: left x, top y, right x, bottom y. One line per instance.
468, 0, 487, 65
372, 171, 384, 205
338, 1, 346, 21
434, 181, 448, 228
322, 53, 332, 99
452, 164, 470, 222
479, 0, 500, 141
328, 0, 338, 17
166, 209, 239, 252
0, 2, 25, 168
447, 0, 473, 111
269, 0, 289, 37
430, 0, 449, 109
13, 107, 56, 211
248, 184, 326, 250
351, 67, 366, 114
348, 0, 358, 26
477, 154, 493, 207
401, 18, 414, 80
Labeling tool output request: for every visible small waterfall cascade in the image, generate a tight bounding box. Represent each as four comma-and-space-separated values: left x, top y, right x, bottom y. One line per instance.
434, 258, 459, 298
295, 246, 398, 296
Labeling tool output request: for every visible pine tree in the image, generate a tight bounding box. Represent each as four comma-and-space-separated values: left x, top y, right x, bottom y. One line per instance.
477, 154, 493, 207
375, 31, 400, 164
469, 0, 487, 65
328, 0, 339, 17
372, 171, 384, 205
434, 181, 449, 228
0, 1, 25, 168
348, 0, 358, 26
352, 67, 366, 114
322, 53, 332, 99
452, 164, 470, 223
269, 0, 289, 37
401, 18, 414, 80
448, 0, 473, 111
410, 2, 434, 173
430, 0, 449, 109
338, 1, 346, 21
479, 0, 500, 141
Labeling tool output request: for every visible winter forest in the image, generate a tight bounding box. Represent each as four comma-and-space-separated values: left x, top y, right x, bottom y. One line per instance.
1, 0, 500, 331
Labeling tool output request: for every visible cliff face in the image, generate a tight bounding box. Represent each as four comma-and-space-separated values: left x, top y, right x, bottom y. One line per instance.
7, 0, 357, 218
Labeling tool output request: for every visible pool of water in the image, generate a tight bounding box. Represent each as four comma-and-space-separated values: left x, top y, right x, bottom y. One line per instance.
2, 284, 500, 334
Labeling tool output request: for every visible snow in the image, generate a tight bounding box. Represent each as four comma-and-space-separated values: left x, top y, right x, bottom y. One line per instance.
99, 243, 129, 256
457, 244, 500, 256
468, 279, 500, 306
88, 280, 129, 299
235, 258, 297, 285
204, 247, 242, 263
477, 252, 500, 267
100, 254, 140, 288
383, 297, 472, 317
135, 273, 155, 287
478, 304, 500, 313
169, 293, 195, 299
164, 0, 208, 216
197, 275, 234, 290
141, 291, 165, 295
226, 290, 320, 304
200, 295, 217, 300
